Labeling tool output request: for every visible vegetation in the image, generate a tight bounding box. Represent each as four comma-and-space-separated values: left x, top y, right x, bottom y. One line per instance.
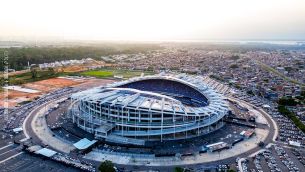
258, 141, 265, 147
209, 74, 224, 82
79, 68, 154, 79
0, 44, 159, 87
174, 167, 184, 172
301, 90, 305, 97
246, 90, 254, 95
81, 70, 114, 78
234, 84, 241, 89
0, 69, 64, 86
278, 97, 299, 106
295, 90, 305, 104
228, 169, 236, 172
30, 67, 38, 79
0, 67, 154, 87
229, 64, 239, 68
284, 66, 293, 72
98, 160, 115, 172
229, 55, 240, 60
0, 44, 161, 71
278, 105, 305, 133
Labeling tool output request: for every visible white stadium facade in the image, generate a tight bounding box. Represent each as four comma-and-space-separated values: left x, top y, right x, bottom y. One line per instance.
70, 74, 229, 145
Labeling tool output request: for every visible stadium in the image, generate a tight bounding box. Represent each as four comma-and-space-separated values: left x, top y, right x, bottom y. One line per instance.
70, 74, 229, 145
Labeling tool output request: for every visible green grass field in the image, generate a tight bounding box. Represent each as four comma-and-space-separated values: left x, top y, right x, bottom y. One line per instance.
80, 69, 154, 79
81, 70, 114, 77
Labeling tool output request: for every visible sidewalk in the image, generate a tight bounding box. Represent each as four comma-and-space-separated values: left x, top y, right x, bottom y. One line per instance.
84, 127, 268, 166
31, 99, 75, 153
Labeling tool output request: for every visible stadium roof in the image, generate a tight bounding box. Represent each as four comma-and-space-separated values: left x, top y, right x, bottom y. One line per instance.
71, 73, 228, 116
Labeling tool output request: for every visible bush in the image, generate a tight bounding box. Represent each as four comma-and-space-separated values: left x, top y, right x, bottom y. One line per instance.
98, 160, 115, 172
230, 64, 239, 68
278, 97, 298, 106
174, 167, 184, 172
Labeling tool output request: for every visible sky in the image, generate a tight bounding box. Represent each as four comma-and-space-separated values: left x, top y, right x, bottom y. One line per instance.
1, 0, 305, 41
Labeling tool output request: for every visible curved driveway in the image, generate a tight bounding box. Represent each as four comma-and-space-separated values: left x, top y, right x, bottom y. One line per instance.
22, 94, 278, 170
23, 96, 74, 153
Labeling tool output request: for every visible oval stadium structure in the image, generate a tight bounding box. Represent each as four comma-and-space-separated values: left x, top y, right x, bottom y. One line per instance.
70, 74, 229, 145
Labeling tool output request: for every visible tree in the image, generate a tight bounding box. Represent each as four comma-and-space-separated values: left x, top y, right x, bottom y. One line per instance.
229, 64, 239, 69
228, 169, 236, 172
301, 90, 305, 98
278, 97, 298, 106
30, 67, 38, 79
47, 67, 55, 75
174, 167, 184, 172
258, 141, 265, 147
230, 55, 240, 60
278, 105, 305, 133
98, 160, 115, 172
246, 90, 254, 95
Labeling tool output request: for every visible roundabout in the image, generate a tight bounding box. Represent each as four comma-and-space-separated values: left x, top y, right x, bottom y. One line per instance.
22, 74, 278, 170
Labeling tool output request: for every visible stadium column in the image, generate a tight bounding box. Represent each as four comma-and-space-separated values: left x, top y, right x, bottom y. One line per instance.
77, 102, 80, 126
185, 112, 188, 139
71, 98, 73, 121
87, 103, 91, 132
208, 114, 211, 132
161, 111, 163, 142
72, 111, 75, 123
221, 115, 224, 127
197, 115, 200, 136
136, 110, 140, 138
161, 98, 165, 142
134, 109, 137, 139
137, 110, 140, 139
173, 108, 176, 140
108, 105, 110, 121
148, 111, 152, 140
99, 104, 102, 126
127, 109, 130, 132
92, 103, 95, 133
121, 107, 124, 136
84, 108, 86, 130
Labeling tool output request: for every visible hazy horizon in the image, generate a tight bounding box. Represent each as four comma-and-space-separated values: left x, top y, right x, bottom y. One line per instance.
1, 0, 305, 42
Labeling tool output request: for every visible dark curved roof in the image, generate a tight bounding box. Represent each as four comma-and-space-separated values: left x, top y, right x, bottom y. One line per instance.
71, 74, 228, 116
117, 78, 208, 107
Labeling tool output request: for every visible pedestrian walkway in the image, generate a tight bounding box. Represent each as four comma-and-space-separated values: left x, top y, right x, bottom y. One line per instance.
84, 127, 268, 166
31, 100, 75, 153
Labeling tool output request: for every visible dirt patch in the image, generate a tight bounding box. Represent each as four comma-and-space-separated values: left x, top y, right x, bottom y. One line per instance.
62, 65, 88, 72
73, 78, 115, 89
1, 77, 84, 108
1, 77, 114, 108
23, 78, 80, 92
0, 90, 40, 107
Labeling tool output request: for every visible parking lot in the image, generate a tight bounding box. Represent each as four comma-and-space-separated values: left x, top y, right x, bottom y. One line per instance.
232, 91, 305, 146
1, 153, 80, 172
243, 145, 305, 172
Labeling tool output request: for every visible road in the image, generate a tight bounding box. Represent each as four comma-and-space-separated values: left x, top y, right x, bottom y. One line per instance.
20, 91, 278, 171
23, 95, 74, 153
92, 97, 279, 171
